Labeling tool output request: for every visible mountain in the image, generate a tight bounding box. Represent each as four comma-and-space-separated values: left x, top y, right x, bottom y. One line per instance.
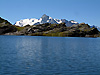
12, 23, 99, 37
0, 17, 17, 34
0, 17, 99, 37
0, 17, 12, 25
15, 14, 79, 27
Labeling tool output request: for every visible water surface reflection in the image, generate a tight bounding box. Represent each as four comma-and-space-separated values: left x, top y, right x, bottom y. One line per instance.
0, 36, 100, 75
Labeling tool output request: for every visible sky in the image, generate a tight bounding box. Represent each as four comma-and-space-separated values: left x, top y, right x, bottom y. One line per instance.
0, 0, 100, 26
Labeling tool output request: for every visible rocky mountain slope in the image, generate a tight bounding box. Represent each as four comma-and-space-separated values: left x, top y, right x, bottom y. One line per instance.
0, 17, 17, 35
9, 23, 99, 37
15, 14, 79, 27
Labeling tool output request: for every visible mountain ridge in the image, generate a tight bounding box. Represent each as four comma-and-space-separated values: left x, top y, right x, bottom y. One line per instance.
15, 14, 79, 27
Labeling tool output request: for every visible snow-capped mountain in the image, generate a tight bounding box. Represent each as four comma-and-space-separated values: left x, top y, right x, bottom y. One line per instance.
15, 14, 79, 27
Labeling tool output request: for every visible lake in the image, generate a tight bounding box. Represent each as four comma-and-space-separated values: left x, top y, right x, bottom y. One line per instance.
0, 35, 100, 75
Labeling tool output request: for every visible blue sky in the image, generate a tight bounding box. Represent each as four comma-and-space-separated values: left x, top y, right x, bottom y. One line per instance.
0, 0, 100, 26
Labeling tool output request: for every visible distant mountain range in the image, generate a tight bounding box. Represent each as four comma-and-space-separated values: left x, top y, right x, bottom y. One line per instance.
15, 14, 79, 27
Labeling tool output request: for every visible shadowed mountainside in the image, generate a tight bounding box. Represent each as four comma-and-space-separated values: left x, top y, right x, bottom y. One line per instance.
0, 17, 17, 35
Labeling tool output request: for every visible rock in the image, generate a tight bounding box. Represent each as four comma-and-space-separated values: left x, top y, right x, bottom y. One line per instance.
0, 25, 17, 35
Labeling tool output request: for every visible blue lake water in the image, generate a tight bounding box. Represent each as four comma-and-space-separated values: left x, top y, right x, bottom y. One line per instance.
0, 35, 100, 75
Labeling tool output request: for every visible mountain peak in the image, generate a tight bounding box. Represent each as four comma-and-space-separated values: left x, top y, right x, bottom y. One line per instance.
41, 14, 49, 18
41, 14, 49, 23
42, 14, 48, 17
